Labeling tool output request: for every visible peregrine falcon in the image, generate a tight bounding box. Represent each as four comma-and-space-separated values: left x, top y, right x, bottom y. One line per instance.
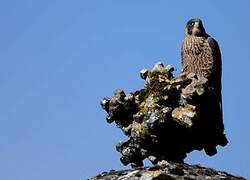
181, 18, 228, 155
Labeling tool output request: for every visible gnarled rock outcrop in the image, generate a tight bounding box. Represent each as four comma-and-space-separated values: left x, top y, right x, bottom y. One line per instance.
101, 62, 228, 167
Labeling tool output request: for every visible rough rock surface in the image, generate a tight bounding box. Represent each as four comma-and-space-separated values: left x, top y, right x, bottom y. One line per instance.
101, 62, 228, 167
91, 162, 245, 180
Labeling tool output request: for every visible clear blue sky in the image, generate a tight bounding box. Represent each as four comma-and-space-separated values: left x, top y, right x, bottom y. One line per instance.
0, 1, 249, 179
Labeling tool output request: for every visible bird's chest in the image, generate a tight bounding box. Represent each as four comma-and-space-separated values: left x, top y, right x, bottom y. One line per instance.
184, 37, 208, 56
182, 36, 214, 78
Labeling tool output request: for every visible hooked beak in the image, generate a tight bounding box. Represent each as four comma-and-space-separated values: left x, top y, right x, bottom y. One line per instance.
192, 22, 202, 35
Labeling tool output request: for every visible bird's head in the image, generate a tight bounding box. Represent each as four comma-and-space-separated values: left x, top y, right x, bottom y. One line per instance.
185, 18, 206, 36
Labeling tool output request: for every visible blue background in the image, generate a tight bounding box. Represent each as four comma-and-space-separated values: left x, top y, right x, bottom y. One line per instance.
0, 1, 249, 179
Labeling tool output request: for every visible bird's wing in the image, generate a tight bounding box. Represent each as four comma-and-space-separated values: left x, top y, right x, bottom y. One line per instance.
207, 37, 222, 92
207, 36, 223, 119
207, 37, 222, 79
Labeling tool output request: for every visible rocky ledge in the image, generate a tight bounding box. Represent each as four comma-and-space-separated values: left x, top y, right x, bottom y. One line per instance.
91, 162, 245, 180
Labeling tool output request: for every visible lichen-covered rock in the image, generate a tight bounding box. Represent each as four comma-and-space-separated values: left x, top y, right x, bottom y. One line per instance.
91, 163, 245, 180
100, 62, 228, 167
